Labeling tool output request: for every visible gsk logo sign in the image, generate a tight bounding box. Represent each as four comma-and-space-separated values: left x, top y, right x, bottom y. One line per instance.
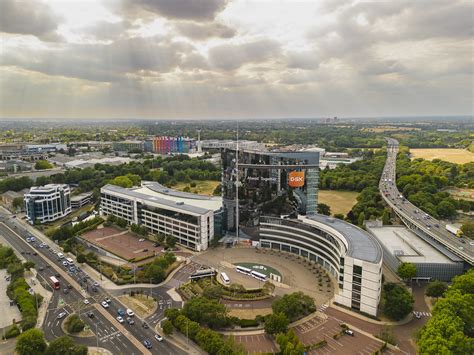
288, 171, 305, 187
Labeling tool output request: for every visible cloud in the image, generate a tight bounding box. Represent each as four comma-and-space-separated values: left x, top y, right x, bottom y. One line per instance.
0, 0, 61, 40
174, 21, 235, 40
209, 39, 282, 71
123, 0, 230, 21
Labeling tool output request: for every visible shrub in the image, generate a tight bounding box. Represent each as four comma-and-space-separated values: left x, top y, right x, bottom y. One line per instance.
4, 324, 20, 339
240, 319, 259, 328
65, 314, 85, 334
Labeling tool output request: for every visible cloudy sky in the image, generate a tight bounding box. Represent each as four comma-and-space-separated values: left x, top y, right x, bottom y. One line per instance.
0, 0, 472, 119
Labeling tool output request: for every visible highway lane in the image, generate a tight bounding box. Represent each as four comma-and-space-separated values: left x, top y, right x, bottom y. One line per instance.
380, 138, 473, 264
0, 216, 185, 354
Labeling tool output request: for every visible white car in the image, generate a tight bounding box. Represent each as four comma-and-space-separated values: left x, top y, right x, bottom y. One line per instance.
126, 309, 135, 317
155, 334, 163, 342
116, 316, 124, 323
83, 299, 90, 305
62, 261, 69, 267
139, 238, 145, 242
101, 301, 109, 308
93, 281, 99, 287
57, 312, 67, 319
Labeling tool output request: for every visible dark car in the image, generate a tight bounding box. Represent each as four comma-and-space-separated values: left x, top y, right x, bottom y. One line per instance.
87, 312, 95, 318
63, 288, 69, 294
142, 322, 149, 329
55, 273, 61, 278
143, 340, 152, 349
32, 252, 38, 256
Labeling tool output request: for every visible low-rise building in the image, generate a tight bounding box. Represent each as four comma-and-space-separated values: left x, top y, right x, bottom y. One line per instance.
24, 184, 72, 224
100, 182, 223, 251
71, 192, 93, 209
112, 140, 144, 152
366, 222, 464, 281
258, 215, 383, 316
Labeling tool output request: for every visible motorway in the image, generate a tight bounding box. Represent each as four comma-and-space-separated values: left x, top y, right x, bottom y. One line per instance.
0, 213, 185, 355
380, 138, 473, 265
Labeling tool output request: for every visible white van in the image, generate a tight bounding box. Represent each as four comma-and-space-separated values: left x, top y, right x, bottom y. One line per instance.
66, 258, 74, 266
57, 253, 64, 259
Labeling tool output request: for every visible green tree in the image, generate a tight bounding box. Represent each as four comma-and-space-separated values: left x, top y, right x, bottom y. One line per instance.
461, 221, 474, 239
110, 176, 133, 188
425, 281, 447, 299
397, 262, 417, 283
264, 312, 289, 336
12, 196, 24, 211
162, 320, 174, 336
317, 203, 331, 216
166, 235, 177, 249
382, 283, 414, 321
271, 292, 316, 321
23, 261, 35, 271
382, 208, 391, 225
15, 328, 47, 355
357, 211, 366, 226
76, 254, 86, 264
276, 330, 306, 355
203, 285, 224, 300
145, 264, 165, 283
65, 314, 85, 333
34, 160, 53, 170
182, 297, 228, 329
45, 336, 88, 355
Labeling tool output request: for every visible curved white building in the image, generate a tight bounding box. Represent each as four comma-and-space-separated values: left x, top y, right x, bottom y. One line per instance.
24, 184, 72, 224
259, 214, 383, 316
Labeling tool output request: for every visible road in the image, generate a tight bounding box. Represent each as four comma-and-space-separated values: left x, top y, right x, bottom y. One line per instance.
0, 214, 185, 355
380, 138, 473, 265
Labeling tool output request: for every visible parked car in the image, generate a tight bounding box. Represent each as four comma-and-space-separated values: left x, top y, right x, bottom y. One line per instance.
101, 301, 109, 308
126, 309, 135, 317
117, 308, 126, 316
116, 316, 124, 324
154, 334, 163, 342
344, 329, 354, 336
139, 238, 145, 242
83, 299, 90, 305
127, 317, 135, 325
87, 312, 95, 319
104, 297, 111, 303
142, 322, 149, 329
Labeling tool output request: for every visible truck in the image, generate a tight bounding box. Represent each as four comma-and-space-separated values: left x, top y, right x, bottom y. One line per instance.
446, 224, 463, 237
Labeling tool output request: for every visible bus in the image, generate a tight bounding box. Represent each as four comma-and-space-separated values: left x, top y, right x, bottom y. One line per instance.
250, 270, 267, 282
49, 276, 60, 290
235, 266, 251, 275
220, 272, 230, 285
189, 268, 216, 281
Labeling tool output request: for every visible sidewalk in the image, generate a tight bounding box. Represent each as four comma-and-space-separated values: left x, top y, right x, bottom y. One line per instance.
26, 270, 53, 328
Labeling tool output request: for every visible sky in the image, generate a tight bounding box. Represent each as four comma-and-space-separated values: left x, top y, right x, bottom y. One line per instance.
0, 0, 472, 120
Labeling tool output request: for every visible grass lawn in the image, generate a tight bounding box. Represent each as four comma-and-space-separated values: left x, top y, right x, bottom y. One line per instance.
117, 294, 157, 318
41, 204, 94, 236
410, 148, 474, 164
173, 180, 220, 196
318, 190, 359, 216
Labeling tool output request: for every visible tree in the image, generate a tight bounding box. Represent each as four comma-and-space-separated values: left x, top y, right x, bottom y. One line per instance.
271, 292, 316, 321
155, 233, 166, 245
12, 196, 24, 211
461, 221, 474, 239
397, 262, 416, 283
436, 200, 457, 219
334, 213, 345, 220
182, 297, 228, 329
15, 328, 47, 355
166, 235, 177, 249
317, 203, 331, 216
45, 336, 87, 355
426, 281, 447, 299
76, 254, 86, 264
162, 320, 174, 336
264, 312, 289, 336
357, 212, 365, 226
382, 208, 391, 225
34, 160, 53, 170
110, 175, 133, 188
65, 314, 85, 333
276, 330, 306, 355
145, 264, 165, 283
382, 283, 414, 321
23, 261, 35, 271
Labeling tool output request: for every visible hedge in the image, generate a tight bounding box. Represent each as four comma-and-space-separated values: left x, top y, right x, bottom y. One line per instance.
3, 324, 20, 339
239, 319, 259, 328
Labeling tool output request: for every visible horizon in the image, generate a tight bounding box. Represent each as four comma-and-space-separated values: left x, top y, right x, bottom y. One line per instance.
1, 0, 473, 120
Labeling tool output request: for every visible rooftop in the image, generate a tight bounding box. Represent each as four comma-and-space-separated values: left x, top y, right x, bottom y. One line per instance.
301, 214, 383, 263
367, 225, 460, 264
102, 184, 217, 216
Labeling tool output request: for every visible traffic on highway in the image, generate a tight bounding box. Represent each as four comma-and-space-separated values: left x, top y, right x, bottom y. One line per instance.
380, 138, 473, 265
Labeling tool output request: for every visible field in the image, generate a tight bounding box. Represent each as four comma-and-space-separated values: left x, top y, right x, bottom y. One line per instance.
445, 187, 474, 201
410, 148, 474, 164
361, 125, 421, 133
174, 180, 220, 196
318, 190, 359, 216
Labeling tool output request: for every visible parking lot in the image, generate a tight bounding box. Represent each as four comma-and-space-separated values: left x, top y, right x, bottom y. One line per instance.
232, 333, 278, 354
294, 316, 391, 355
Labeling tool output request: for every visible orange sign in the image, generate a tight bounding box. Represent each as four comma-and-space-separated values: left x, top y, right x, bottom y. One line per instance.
288, 171, 305, 187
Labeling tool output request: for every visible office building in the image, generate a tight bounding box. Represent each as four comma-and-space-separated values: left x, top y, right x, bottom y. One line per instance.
24, 184, 72, 224
100, 182, 223, 251
112, 140, 144, 152
259, 215, 383, 316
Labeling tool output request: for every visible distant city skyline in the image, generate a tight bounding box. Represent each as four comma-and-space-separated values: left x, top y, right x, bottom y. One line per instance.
0, 0, 472, 119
